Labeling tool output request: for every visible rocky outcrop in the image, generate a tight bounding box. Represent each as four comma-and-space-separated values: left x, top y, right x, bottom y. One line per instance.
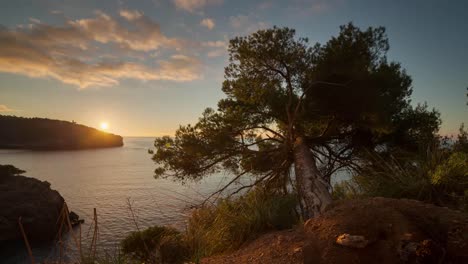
202, 198, 468, 264
0, 166, 64, 242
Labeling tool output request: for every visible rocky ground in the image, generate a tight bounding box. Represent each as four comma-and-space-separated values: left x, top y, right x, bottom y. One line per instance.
202, 197, 468, 264
0, 167, 64, 243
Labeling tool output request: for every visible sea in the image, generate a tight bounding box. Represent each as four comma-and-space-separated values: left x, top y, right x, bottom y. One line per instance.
0, 137, 238, 263
0, 137, 349, 263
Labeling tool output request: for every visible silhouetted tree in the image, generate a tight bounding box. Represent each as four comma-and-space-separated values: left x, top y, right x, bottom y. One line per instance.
152, 24, 440, 218
0, 164, 25, 177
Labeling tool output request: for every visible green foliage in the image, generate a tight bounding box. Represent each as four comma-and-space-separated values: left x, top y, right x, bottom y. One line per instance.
120, 225, 189, 264
431, 152, 468, 185
453, 123, 468, 152
118, 189, 297, 263
152, 24, 440, 210
385, 103, 441, 153
185, 188, 298, 260
80, 247, 132, 264
333, 132, 468, 211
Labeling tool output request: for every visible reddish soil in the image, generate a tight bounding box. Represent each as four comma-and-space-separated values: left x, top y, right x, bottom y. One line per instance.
202, 197, 468, 264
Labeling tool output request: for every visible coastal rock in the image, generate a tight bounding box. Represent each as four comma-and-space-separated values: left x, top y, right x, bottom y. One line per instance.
0, 166, 64, 242
69, 211, 85, 226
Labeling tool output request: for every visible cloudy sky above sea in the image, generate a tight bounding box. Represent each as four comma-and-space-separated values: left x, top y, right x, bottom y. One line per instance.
0, 0, 466, 136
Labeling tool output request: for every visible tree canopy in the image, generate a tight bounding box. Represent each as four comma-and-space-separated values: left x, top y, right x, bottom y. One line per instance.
152, 23, 440, 215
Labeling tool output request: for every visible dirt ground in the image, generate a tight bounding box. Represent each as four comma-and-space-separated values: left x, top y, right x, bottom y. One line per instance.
202, 197, 468, 264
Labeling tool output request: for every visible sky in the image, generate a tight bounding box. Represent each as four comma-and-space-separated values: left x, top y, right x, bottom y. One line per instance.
0, 0, 466, 136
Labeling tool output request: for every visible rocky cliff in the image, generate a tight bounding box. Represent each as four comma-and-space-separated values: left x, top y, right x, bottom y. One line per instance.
0, 165, 64, 242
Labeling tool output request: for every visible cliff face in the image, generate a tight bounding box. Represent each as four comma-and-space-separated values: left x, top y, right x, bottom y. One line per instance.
0, 168, 64, 242
0, 115, 123, 150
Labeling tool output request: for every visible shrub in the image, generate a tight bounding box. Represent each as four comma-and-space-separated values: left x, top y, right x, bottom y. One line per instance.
430, 152, 468, 210
184, 188, 298, 260
119, 188, 298, 263
332, 180, 360, 200
121, 225, 189, 263
333, 148, 468, 211
80, 247, 131, 264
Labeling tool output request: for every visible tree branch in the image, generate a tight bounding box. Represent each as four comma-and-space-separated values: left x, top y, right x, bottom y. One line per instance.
201, 169, 251, 205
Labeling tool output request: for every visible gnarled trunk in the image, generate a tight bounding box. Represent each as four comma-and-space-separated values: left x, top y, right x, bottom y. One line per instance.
293, 137, 332, 219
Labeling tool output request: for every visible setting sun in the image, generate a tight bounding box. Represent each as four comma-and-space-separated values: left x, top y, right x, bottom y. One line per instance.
100, 122, 109, 130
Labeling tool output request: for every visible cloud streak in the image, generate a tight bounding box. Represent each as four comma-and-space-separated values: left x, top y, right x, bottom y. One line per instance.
200, 18, 215, 30
173, 0, 222, 13
0, 105, 16, 112
0, 10, 203, 88
229, 14, 268, 34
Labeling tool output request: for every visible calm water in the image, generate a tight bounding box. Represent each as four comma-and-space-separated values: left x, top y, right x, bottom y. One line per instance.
0, 137, 236, 263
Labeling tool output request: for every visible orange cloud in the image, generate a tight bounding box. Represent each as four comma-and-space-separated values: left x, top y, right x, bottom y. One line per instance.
200, 18, 215, 30
173, 0, 222, 12
0, 105, 16, 112
0, 10, 204, 88
69, 10, 183, 52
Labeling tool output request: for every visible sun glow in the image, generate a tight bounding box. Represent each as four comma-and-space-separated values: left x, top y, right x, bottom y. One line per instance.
100, 122, 109, 130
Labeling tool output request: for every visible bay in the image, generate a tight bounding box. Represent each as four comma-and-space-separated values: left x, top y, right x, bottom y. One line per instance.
0, 137, 233, 263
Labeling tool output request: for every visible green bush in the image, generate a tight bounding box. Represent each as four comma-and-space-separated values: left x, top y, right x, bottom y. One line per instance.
119, 189, 298, 263
333, 148, 468, 211
332, 180, 360, 200
80, 247, 131, 264
185, 188, 298, 260
431, 152, 468, 185
120, 225, 189, 263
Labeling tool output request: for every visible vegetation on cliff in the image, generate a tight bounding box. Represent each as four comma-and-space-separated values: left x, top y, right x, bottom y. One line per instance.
334, 124, 468, 211
120, 188, 299, 263
0, 115, 123, 150
203, 198, 468, 264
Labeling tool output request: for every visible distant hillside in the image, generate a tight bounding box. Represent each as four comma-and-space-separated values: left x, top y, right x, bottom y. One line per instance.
0, 115, 123, 150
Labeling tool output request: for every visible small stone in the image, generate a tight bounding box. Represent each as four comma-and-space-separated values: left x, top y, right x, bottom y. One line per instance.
336, 233, 369, 248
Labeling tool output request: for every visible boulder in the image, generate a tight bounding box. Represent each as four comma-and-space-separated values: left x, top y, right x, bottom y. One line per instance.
69, 211, 84, 226
0, 168, 64, 243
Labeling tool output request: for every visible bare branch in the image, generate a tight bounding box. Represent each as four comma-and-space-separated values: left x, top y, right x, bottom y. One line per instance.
201, 170, 251, 205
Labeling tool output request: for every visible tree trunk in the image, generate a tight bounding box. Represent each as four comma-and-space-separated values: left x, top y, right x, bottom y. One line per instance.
293, 137, 332, 219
